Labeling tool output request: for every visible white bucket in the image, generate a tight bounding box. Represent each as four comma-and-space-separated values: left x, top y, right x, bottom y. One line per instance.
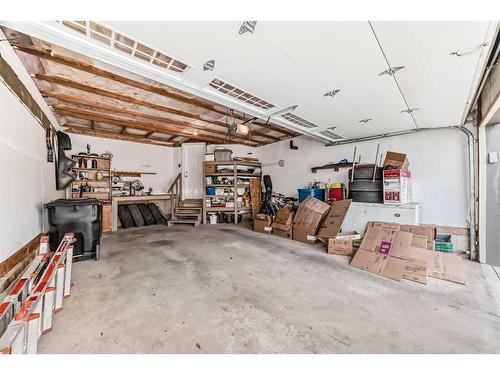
209, 214, 218, 224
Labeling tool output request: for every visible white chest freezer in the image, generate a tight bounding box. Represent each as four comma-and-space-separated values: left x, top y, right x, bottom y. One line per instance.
342, 202, 420, 235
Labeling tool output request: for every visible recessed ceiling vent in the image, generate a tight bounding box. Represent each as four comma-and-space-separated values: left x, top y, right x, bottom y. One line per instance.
280, 112, 319, 129
208, 79, 275, 110
319, 130, 343, 140
59, 21, 189, 74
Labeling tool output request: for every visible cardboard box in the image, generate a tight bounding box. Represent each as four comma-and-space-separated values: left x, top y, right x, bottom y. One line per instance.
383, 151, 409, 170
411, 234, 428, 249
292, 196, 331, 245
205, 163, 217, 174
273, 227, 293, 239
318, 199, 352, 239
328, 231, 360, 256
271, 206, 294, 232
368, 221, 401, 231
383, 169, 412, 205
350, 227, 412, 281
253, 215, 273, 234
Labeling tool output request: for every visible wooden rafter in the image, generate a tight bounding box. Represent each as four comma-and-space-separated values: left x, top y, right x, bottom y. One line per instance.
16, 45, 298, 137
64, 123, 178, 147
53, 105, 236, 145
36, 77, 277, 143
52, 104, 260, 146
43, 92, 263, 146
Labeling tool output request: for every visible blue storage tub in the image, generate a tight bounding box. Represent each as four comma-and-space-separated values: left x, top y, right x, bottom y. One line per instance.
206, 187, 216, 195
298, 188, 325, 203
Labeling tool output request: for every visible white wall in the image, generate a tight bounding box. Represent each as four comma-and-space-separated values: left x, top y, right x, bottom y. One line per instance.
70, 134, 178, 194
255, 132, 469, 228
0, 84, 62, 262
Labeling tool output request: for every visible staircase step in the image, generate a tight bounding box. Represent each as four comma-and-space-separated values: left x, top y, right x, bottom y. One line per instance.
172, 212, 201, 219
167, 218, 200, 227
175, 207, 202, 213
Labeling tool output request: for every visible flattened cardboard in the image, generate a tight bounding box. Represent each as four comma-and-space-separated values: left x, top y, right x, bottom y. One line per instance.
411, 234, 428, 249
368, 221, 401, 232
400, 224, 436, 240
403, 247, 429, 284
351, 227, 413, 281
318, 199, 352, 238
423, 251, 465, 284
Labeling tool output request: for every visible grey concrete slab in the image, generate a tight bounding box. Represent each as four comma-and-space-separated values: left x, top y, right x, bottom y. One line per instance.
38, 224, 500, 354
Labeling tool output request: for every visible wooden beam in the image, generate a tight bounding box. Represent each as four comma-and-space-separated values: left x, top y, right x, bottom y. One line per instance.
43, 91, 263, 146
0, 55, 51, 130
64, 123, 178, 147
37, 79, 275, 143
15, 45, 296, 136
145, 131, 154, 138
54, 105, 229, 144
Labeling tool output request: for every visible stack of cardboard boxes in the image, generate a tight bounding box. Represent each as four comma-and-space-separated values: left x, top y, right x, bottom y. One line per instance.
383, 151, 412, 205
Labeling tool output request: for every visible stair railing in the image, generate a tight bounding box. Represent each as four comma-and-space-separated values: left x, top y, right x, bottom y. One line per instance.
167, 173, 182, 217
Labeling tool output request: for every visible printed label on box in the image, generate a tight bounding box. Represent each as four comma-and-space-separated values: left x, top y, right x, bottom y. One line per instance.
264, 226, 272, 232
378, 240, 392, 254
307, 235, 318, 241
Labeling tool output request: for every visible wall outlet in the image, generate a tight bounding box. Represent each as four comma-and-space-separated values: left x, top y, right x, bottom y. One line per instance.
488, 152, 498, 164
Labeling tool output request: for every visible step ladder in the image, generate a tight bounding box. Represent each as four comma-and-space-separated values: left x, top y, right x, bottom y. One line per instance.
0, 234, 75, 354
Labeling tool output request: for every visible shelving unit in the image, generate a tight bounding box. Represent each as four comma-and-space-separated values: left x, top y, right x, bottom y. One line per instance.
69, 155, 112, 232
202, 160, 262, 224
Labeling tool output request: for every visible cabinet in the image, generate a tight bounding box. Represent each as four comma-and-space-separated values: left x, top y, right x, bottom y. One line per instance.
342, 202, 420, 235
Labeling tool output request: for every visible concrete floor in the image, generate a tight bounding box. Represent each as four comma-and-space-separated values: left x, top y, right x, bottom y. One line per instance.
39, 224, 500, 354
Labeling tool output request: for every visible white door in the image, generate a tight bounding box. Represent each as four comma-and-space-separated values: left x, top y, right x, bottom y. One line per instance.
181, 143, 206, 200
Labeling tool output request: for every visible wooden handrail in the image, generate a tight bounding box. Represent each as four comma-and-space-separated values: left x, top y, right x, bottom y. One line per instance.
167, 173, 182, 217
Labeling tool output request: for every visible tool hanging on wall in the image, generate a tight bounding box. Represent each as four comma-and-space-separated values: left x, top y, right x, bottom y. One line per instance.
45, 128, 54, 163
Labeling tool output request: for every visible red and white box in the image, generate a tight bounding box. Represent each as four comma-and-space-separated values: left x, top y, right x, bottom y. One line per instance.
383, 169, 412, 205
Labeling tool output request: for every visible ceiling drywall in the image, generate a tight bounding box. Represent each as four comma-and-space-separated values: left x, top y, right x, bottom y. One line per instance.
1, 21, 497, 142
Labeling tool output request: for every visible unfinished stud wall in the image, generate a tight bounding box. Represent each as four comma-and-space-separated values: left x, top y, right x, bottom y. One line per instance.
0, 83, 63, 262
255, 131, 469, 228
69, 134, 179, 194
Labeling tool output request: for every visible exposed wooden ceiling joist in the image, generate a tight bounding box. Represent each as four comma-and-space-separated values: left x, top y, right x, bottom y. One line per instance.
52, 104, 261, 146
65, 123, 178, 147
52, 105, 247, 145
15, 45, 298, 137
36, 76, 277, 143
43, 92, 263, 146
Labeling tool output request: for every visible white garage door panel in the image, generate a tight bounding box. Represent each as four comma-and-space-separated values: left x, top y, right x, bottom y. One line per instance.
371, 21, 492, 127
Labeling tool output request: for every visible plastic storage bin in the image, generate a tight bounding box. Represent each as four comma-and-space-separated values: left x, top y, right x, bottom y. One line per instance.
44, 198, 102, 261
214, 148, 233, 161
298, 188, 325, 203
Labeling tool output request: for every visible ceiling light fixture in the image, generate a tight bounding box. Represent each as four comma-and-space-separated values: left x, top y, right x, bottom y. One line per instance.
359, 118, 372, 124
400, 108, 419, 114
378, 66, 405, 76
203, 59, 216, 71
324, 89, 340, 98
239, 21, 257, 35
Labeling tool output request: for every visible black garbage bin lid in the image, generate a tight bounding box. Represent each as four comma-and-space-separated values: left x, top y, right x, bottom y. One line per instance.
44, 198, 102, 208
